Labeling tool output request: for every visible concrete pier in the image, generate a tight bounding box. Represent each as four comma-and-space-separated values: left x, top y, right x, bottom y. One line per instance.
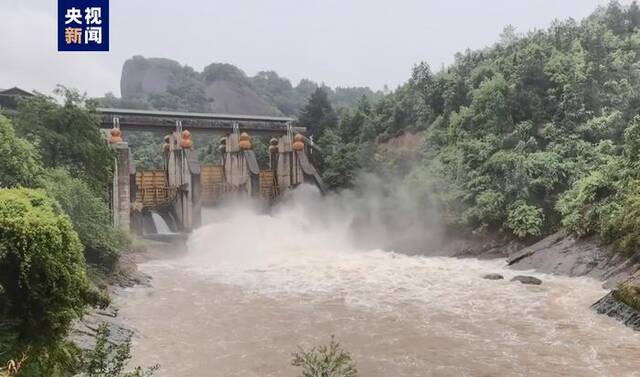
166, 131, 201, 231
112, 142, 133, 231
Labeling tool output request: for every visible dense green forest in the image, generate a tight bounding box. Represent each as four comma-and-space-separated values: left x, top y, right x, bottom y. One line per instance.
311, 1, 640, 253
0, 88, 150, 376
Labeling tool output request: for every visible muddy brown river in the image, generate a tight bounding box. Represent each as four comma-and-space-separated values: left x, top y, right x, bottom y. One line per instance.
117, 202, 640, 377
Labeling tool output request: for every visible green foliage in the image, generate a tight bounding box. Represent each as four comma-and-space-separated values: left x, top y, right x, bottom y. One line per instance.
291, 336, 358, 377
14, 87, 114, 191
505, 202, 544, 238
612, 283, 640, 311
124, 132, 164, 169
250, 71, 300, 115
250, 136, 271, 169
0, 116, 42, 188
298, 88, 339, 139
323, 147, 361, 189
79, 324, 158, 377
203, 63, 250, 84
330, 87, 382, 110
327, 1, 640, 244
94, 93, 152, 111
0, 188, 96, 369
466, 190, 506, 230
556, 167, 617, 237
603, 183, 640, 253
39, 169, 129, 272
624, 115, 640, 160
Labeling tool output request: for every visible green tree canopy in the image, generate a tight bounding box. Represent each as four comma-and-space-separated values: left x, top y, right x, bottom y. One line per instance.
0, 115, 42, 188
299, 87, 339, 139
0, 188, 98, 368
40, 169, 129, 272
330, 1, 640, 245
14, 87, 113, 192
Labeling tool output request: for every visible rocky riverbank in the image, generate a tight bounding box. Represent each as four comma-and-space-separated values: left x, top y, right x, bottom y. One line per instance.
70, 241, 177, 350
504, 232, 640, 331
444, 230, 640, 330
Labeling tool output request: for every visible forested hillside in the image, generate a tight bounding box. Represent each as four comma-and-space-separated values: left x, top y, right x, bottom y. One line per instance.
313, 1, 640, 251
0, 87, 152, 376
104, 56, 383, 116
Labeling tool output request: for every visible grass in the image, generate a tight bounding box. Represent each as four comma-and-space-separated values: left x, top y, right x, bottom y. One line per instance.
612, 282, 640, 311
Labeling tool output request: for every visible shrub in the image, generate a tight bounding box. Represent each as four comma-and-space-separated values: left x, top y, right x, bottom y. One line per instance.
556, 169, 616, 237
612, 283, 640, 311
603, 184, 640, 254
39, 169, 130, 272
468, 190, 506, 229
0, 188, 96, 367
291, 336, 358, 377
505, 202, 544, 238
79, 324, 158, 377
0, 115, 41, 188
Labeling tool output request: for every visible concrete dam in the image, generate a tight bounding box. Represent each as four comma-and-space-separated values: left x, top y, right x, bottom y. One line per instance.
100, 107, 324, 238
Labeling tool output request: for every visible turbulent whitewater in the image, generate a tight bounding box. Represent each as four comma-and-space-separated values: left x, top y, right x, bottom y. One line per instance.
117, 186, 640, 377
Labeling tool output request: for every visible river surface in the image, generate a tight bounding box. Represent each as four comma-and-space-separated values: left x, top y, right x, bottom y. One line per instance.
117, 202, 640, 377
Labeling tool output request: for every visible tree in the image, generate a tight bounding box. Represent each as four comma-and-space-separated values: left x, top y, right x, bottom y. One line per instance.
298, 88, 338, 139
14, 87, 114, 192
318, 129, 361, 189
0, 188, 100, 373
40, 169, 129, 272
506, 202, 544, 238
0, 116, 41, 188
339, 1, 640, 245
499, 24, 519, 46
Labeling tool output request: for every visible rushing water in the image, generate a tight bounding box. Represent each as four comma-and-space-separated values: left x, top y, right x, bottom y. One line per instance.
117, 190, 640, 377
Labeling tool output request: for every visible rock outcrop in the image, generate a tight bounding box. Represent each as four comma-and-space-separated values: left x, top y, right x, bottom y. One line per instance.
510, 275, 542, 285
508, 232, 640, 330
507, 232, 636, 287
121, 57, 181, 99
592, 292, 640, 331
203, 79, 276, 115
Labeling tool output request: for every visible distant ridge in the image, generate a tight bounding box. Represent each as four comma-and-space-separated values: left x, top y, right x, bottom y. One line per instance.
118, 56, 383, 116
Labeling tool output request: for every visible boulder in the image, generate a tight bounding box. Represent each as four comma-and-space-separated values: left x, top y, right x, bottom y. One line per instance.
592, 271, 640, 331
483, 273, 504, 280
511, 275, 542, 285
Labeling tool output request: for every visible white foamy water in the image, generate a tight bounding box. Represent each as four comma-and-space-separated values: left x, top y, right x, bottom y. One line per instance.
117, 187, 640, 377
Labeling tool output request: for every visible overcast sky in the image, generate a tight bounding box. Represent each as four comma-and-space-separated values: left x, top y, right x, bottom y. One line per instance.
0, 0, 632, 97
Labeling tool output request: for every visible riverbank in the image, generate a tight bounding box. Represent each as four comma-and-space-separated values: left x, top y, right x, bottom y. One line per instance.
506, 233, 640, 331
460, 231, 640, 331
70, 240, 183, 351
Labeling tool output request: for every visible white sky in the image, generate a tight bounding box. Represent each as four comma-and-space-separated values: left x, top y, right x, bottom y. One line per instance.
0, 0, 632, 97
